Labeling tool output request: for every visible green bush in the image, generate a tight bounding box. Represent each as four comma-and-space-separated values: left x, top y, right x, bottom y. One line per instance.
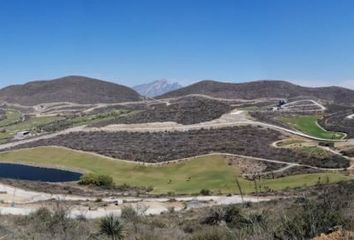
25, 207, 76, 237
79, 173, 114, 187
200, 189, 211, 196
223, 205, 246, 226
97, 174, 114, 186
201, 207, 225, 225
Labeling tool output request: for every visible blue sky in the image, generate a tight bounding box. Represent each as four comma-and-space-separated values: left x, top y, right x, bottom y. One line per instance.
1, 0, 354, 88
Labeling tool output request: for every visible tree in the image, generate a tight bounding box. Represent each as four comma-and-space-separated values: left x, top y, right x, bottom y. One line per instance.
99, 215, 124, 240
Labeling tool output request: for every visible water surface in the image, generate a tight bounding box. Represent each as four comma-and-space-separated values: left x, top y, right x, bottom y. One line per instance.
0, 163, 81, 182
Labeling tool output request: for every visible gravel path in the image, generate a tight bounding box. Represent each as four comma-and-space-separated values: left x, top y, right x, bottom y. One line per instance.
0, 182, 271, 219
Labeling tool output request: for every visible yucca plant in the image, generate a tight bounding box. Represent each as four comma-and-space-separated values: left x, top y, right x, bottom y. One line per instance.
99, 214, 124, 240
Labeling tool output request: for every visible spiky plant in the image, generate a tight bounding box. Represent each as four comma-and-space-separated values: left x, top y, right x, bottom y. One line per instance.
99, 214, 124, 240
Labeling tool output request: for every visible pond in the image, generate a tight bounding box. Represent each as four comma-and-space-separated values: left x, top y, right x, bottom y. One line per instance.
0, 163, 82, 182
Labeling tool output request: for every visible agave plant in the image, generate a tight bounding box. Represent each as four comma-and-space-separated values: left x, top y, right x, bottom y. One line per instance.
99, 214, 124, 240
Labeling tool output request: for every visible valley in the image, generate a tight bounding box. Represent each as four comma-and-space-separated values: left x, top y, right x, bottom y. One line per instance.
0, 77, 352, 239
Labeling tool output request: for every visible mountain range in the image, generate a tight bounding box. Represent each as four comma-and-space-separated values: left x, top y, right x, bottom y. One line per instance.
0, 76, 353, 106
158, 80, 354, 105
133, 79, 182, 97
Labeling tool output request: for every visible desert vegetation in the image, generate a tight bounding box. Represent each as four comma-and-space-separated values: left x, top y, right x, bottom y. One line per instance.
92, 96, 233, 126
9, 126, 349, 168
0, 180, 352, 239
341, 148, 354, 157
320, 104, 354, 138
38, 109, 131, 132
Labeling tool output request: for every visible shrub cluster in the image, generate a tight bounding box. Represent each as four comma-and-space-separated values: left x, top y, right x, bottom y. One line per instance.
92, 96, 233, 126
79, 173, 114, 187
10, 126, 350, 168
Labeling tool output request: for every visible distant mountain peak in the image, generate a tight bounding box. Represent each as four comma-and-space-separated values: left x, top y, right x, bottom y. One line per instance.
133, 79, 182, 97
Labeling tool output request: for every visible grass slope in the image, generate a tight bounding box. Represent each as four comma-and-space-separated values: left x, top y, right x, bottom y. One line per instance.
0, 109, 22, 127
0, 110, 63, 143
281, 115, 345, 140
0, 147, 350, 194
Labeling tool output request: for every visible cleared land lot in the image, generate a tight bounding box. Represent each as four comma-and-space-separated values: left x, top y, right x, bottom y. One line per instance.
280, 115, 345, 140
9, 126, 349, 168
0, 147, 350, 194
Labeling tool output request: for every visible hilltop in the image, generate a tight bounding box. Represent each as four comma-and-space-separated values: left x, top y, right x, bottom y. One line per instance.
159, 80, 354, 105
0, 76, 141, 105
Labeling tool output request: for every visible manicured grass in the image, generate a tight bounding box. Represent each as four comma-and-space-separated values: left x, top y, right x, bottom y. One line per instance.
0, 147, 350, 195
280, 115, 345, 140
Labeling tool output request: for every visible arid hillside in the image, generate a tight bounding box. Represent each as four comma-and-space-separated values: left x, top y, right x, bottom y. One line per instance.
159, 80, 354, 105
0, 76, 141, 105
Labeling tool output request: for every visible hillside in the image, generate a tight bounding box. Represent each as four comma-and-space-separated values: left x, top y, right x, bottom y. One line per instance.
159, 80, 354, 105
0, 76, 141, 105
133, 79, 182, 97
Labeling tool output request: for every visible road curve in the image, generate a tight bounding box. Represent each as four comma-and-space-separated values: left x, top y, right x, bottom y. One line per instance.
0, 108, 348, 152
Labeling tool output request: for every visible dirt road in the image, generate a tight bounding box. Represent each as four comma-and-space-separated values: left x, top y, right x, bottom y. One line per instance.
0, 182, 271, 218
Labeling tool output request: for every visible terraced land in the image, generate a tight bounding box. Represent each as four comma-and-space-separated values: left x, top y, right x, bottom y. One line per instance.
92, 96, 233, 126
8, 126, 350, 168
0, 147, 350, 194
280, 115, 345, 140
38, 109, 131, 132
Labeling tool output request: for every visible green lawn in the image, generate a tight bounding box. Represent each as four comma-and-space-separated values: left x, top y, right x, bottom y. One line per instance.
280, 115, 345, 140
0, 147, 350, 194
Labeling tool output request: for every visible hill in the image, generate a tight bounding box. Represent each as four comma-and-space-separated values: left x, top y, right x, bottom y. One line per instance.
133, 79, 182, 97
0, 76, 141, 105
159, 80, 354, 105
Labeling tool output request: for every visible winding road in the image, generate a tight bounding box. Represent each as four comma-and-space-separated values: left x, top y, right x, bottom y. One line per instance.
0, 98, 352, 218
